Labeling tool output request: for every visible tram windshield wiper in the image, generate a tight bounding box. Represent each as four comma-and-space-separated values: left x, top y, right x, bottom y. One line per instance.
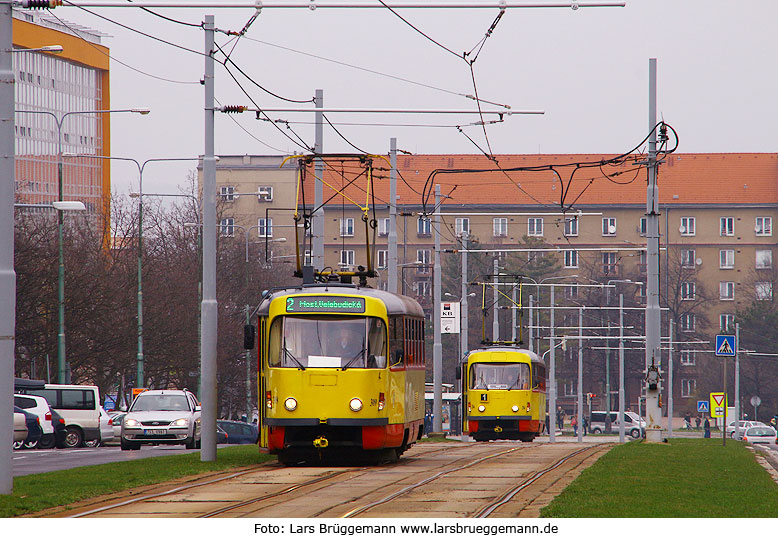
282, 338, 305, 370
341, 347, 367, 370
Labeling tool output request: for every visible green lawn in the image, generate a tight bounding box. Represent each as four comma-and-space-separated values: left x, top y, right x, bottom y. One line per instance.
542, 438, 778, 518
0, 445, 274, 518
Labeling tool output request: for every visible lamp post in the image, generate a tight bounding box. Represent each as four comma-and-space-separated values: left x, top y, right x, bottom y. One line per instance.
17, 108, 149, 383
71, 155, 196, 389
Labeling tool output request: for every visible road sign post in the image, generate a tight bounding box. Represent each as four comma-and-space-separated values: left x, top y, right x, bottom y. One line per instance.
714, 335, 735, 446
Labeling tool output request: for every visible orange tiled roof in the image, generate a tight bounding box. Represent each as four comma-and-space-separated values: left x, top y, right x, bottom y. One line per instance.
301, 153, 778, 210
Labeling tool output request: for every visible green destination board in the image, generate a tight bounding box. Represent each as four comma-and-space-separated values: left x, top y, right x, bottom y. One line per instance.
285, 296, 365, 313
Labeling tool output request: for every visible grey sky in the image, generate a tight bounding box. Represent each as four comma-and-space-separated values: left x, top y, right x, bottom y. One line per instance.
49, 1, 778, 199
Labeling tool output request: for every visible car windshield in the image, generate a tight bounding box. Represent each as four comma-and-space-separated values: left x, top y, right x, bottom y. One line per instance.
131, 394, 191, 412
268, 316, 387, 369
469, 363, 530, 390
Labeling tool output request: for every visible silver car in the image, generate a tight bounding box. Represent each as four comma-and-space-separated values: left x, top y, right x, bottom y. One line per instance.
120, 389, 201, 450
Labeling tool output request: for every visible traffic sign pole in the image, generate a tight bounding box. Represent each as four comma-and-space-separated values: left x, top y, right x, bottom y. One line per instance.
723, 355, 727, 447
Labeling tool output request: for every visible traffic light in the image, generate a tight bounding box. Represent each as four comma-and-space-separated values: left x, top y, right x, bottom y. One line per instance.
586, 392, 597, 405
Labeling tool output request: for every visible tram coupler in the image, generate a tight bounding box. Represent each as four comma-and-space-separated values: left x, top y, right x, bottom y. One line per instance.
313, 436, 329, 448
494, 426, 503, 433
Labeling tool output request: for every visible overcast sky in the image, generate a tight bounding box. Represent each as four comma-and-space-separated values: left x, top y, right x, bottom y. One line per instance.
46, 0, 778, 199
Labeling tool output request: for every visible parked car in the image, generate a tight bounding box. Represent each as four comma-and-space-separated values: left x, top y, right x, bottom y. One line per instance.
217, 419, 259, 444
727, 420, 757, 438
742, 425, 776, 445
13, 411, 27, 444
121, 389, 201, 450
589, 411, 645, 439
50, 409, 67, 448
110, 412, 126, 440
216, 424, 229, 444
14, 406, 42, 450
85, 406, 115, 447
14, 394, 55, 449
21, 384, 102, 448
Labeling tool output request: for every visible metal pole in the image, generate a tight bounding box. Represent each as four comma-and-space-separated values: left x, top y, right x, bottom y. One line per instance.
313, 89, 324, 271
492, 259, 499, 342
461, 231, 468, 358
245, 304, 251, 420
0, 0, 16, 494
388, 138, 398, 293
735, 323, 740, 439
528, 295, 534, 351
511, 286, 517, 343
433, 185, 442, 433
201, 15, 218, 462
578, 306, 583, 443
723, 353, 727, 447
549, 286, 556, 443
619, 294, 625, 443
136, 173, 144, 387
605, 317, 611, 432
57, 124, 67, 383
644, 57, 662, 442
668, 317, 674, 437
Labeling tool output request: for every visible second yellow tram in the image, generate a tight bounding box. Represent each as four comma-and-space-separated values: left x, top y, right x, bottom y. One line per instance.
460, 347, 546, 442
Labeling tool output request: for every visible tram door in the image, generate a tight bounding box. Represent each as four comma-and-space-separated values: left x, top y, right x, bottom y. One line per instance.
258, 317, 268, 448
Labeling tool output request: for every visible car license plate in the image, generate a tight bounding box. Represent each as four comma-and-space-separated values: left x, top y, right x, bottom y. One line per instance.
144, 429, 167, 435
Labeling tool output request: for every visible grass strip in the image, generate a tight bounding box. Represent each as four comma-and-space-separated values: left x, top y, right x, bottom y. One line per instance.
0, 445, 274, 518
542, 438, 778, 518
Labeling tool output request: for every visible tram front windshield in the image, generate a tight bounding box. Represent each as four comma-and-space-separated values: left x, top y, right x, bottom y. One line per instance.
470, 362, 530, 390
268, 316, 387, 369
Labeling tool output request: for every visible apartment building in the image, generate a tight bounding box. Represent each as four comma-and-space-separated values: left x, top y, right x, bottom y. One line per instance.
13, 9, 110, 215
214, 152, 778, 414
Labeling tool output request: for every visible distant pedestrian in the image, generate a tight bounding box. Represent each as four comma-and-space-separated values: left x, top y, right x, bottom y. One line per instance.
545, 414, 550, 434
583, 416, 589, 436
695, 415, 701, 430
683, 413, 692, 430
571, 415, 578, 436
556, 406, 565, 431
704, 416, 711, 438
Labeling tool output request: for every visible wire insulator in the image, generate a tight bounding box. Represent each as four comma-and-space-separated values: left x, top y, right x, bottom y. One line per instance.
24, 0, 62, 7
221, 105, 247, 114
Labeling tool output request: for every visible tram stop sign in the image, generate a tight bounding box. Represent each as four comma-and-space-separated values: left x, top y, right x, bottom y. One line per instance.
441, 302, 460, 334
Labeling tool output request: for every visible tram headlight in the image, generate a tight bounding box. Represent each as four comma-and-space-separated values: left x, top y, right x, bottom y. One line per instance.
512, 405, 519, 413
284, 397, 297, 411
478, 405, 486, 413
349, 398, 363, 412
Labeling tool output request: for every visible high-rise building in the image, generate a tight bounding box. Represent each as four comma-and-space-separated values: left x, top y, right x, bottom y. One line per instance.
13, 9, 110, 214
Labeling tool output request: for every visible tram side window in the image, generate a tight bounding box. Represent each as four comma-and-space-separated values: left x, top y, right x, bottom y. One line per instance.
389, 316, 404, 367
268, 318, 282, 367
367, 318, 387, 368
532, 363, 547, 390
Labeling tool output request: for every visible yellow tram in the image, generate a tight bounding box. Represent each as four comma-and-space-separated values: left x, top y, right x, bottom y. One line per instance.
248, 283, 426, 464
460, 347, 546, 442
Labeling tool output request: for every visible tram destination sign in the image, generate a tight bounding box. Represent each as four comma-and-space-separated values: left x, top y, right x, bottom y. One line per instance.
285, 296, 365, 313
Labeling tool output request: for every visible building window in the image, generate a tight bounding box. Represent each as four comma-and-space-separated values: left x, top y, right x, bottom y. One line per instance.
563, 382, 576, 397
378, 218, 390, 236
377, 250, 388, 269
414, 280, 431, 297
493, 217, 508, 237
258, 217, 273, 238
564, 216, 578, 237
257, 186, 273, 201
416, 249, 431, 274
602, 217, 617, 236
756, 216, 772, 236
339, 249, 355, 268
681, 379, 696, 398
219, 185, 235, 201
680, 313, 695, 332
756, 282, 773, 301
565, 285, 579, 299
455, 217, 470, 236
340, 218, 354, 237
638, 217, 647, 236
680, 217, 695, 236
719, 281, 734, 301
602, 252, 618, 275
564, 250, 578, 269
720, 217, 734, 236
681, 249, 696, 269
219, 217, 234, 237
756, 250, 772, 269
681, 282, 695, 300
720, 250, 734, 269
528, 217, 544, 237
720, 314, 735, 333
680, 350, 695, 366
417, 216, 431, 236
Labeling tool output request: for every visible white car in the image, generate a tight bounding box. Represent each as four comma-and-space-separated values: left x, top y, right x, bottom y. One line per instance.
727, 420, 757, 438
742, 425, 777, 445
85, 406, 115, 447
14, 394, 55, 449
121, 389, 201, 450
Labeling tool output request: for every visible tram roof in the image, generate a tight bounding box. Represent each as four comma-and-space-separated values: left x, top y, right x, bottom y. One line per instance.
467, 347, 544, 366
257, 283, 425, 318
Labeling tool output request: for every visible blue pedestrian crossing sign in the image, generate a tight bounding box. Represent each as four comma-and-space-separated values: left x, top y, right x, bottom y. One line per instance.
715, 335, 736, 356
697, 400, 709, 413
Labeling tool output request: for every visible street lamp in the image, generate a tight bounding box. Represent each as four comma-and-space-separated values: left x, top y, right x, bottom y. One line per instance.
16, 108, 149, 384
68, 155, 196, 389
